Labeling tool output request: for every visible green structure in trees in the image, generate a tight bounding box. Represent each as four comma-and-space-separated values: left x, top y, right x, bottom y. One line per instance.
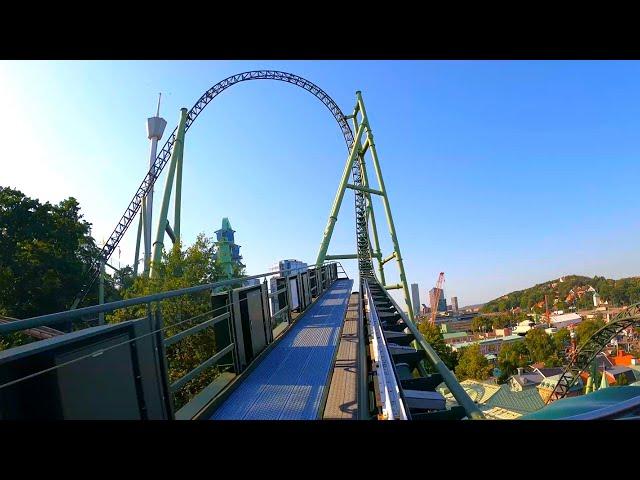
212, 218, 244, 279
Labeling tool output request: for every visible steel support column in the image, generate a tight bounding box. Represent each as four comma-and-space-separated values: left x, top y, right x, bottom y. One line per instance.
356, 92, 414, 319
151, 108, 188, 278
352, 114, 386, 285
316, 122, 366, 266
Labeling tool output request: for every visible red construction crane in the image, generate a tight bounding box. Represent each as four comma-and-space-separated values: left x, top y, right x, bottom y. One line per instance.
430, 272, 445, 325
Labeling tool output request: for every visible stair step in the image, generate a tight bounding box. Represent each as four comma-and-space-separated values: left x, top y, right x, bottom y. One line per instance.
383, 331, 414, 346
388, 345, 426, 369
410, 406, 467, 421
403, 389, 446, 412
382, 323, 407, 333
401, 374, 443, 392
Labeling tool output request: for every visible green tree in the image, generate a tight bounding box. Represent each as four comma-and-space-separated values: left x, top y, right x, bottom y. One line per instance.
0, 187, 124, 350
471, 316, 493, 333
418, 321, 458, 371
575, 318, 605, 347
491, 314, 512, 330
497, 341, 529, 383
455, 344, 492, 381
524, 328, 557, 365
108, 234, 226, 410
553, 328, 571, 357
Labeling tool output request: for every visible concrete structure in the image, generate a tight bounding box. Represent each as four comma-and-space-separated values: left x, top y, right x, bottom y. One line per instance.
439, 313, 478, 334
593, 291, 600, 307
141, 96, 167, 276
513, 319, 536, 336
442, 332, 473, 345
450, 334, 524, 356
495, 328, 512, 337
429, 287, 447, 312
550, 312, 582, 329
451, 296, 459, 313
410, 283, 421, 319
268, 259, 308, 316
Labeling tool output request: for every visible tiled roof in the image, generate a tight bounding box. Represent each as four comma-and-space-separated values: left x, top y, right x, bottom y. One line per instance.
441, 380, 502, 406
484, 384, 545, 414
512, 373, 543, 387
481, 406, 522, 420
536, 367, 564, 378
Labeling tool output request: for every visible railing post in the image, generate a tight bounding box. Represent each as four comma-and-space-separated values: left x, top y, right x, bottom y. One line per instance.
153, 301, 175, 418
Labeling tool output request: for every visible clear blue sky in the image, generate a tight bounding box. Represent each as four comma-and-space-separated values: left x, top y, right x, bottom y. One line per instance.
2, 60, 640, 308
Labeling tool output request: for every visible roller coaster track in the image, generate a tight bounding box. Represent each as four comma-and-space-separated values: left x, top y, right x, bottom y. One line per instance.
72, 71, 372, 307
547, 304, 640, 402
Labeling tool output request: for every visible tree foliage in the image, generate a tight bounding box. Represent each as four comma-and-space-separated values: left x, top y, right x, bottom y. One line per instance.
0, 186, 117, 318
524, 328, 559, 365
107, 234, 228, 410
418, 321, 458, 371
496, 341, 529, 383
454, 344, 492, 381
575, 318, 606, 347
0, 187, 133, 351
481, 274, 640, 313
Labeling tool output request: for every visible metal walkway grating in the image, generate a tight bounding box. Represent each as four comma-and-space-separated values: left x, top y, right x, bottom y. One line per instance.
210, 279, 354, 420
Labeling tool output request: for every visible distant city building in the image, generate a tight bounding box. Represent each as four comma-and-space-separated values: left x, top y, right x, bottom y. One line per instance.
429, 287, 447, 312
268, 259, 308, 316
450, 334, 523, 356
451, 296, 459, 313
439, 313, 478, 334
550, 312, 582, 329
593, 291, 600, 307
212, 217, 244, 279
410, 283, 420, 318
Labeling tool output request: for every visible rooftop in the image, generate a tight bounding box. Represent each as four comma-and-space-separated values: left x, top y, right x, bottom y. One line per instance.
484, 384, 545, 414
550, 312, 582, 324
512, 373, 543, 387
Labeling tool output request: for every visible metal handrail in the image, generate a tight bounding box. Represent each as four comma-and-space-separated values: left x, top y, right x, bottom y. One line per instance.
363, 281, 408, 420
0, 261, 341, 335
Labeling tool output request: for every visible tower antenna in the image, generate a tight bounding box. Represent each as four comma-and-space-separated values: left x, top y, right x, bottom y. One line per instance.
156, 92, 162, 117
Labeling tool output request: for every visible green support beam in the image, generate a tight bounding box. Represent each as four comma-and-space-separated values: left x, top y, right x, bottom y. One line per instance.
315, 121, 366, 267
174, 132, 184, 243
357, 91, 414, 319
381, 252, 396, 265
133, 205, 143, 277
352, 114, 386, 285
314, 90, 413, 319
346, 183, 384, 196
151, 108, 188, 278
384, 283, 403, 290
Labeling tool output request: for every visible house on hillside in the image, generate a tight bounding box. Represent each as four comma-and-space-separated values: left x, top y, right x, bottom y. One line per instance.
538, 374, 584, 403
508, 367, 564, 392
481, 384, 546, 419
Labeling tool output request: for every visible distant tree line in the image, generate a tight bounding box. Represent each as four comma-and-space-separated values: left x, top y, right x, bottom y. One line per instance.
481, 274, 640, 314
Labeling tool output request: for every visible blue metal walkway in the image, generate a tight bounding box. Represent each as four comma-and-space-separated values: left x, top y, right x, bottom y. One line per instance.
211, 279, 354, 420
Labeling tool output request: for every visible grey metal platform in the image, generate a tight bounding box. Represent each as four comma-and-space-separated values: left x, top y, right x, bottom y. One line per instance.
210, 279, 353, 420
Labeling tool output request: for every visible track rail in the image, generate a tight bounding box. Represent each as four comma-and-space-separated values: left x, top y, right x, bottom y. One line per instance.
547, 303, 640, 402
73, 71, 371, 307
